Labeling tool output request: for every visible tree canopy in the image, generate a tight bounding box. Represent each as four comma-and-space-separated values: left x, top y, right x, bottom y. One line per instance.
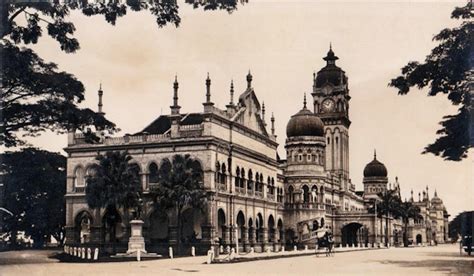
151, 154, 206, 253
85, 151, 142, 212
0, 148, 66, 248
389, 2, 473, 161
1, 0, 247, 147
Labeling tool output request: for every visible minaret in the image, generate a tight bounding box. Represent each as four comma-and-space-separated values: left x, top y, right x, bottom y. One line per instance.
246, 70, 253, 89
98, 84, 104, 116
418, 192, 421, 202
226, 80, 237, 114
410, 189, 414, 202
262, 102, 266, 127
203, 73, 214, 112
170, 75, 181, 115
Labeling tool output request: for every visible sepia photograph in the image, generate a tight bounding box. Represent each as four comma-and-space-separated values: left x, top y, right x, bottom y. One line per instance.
0, 0, 473, 275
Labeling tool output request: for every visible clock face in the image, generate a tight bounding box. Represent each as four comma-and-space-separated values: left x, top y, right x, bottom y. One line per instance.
322, 99, 335, 112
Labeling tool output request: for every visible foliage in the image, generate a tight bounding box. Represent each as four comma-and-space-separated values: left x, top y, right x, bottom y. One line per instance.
1, 0, 247, 147
0, 148, 66, 248
150, 154, 206, 253
449, 211, 473, 241
85, 151, 141, 250
389, 2, 473, 160
368, 189, 401, 246
396, 200, 423, 247
1, 41, 116, 147
85, 151, 142, 212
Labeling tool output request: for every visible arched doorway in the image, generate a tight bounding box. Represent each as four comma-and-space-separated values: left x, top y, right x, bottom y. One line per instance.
75, 211, 93, 244
102, 206, 122, 248
180, 208, 203, 243
341, 222, 363, 247
217, 209, 226, 244
248, 218, 254, 244
312, 220, 319, 231
416, 234, 422, 244
302, 185, 310, 203
268, 215, 275, 242
256, 213, 264, 242
237, 211, 245, 242
149, 210, 169, 243
277, 219, 284, 243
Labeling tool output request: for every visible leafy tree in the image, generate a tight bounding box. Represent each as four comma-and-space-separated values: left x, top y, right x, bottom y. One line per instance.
85, 151, 142, 252
150, 154, 207, 255
1, 41, 116, 147
1, 0, 247, 147
396, 200, 422, 247
369, 189, 401, 246
1, 148, 66, 248
389, 2, 473, 161
449, 211, 473, 242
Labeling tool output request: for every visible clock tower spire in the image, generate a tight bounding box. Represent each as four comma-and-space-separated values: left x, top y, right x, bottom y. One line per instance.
311, 45, 351, 182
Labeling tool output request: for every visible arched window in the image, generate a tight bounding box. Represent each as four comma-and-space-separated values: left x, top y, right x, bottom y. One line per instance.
148, 162, 159, 184
235, 166, 240, 188
221, 163, 227, 185
288, 185, 294, 203
247, 170, 253, 192
240, 168, 246, 189
74, 166, 85, 188
302, 185, 310, 203
215, 161, 220, 183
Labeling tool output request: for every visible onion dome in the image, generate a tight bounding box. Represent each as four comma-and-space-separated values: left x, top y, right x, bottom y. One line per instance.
286, 95, 324, 137
431, 190, 443, 205
314, 45, 347, 88
363, 151, 388, 177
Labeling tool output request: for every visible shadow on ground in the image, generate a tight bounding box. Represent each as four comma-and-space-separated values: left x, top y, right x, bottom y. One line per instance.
376, 259, 474, 275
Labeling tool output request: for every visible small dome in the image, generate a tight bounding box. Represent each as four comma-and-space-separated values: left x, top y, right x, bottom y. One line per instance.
363, 153, 388, 178
286, 97, 324, 137
431, 190, 443, 205
314, 47, 347, 88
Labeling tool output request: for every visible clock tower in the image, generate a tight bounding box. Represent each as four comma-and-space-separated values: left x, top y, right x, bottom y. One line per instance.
311, 46, 351, 182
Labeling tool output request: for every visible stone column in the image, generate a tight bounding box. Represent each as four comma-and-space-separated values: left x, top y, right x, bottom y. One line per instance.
223, 226, 231, 245
261, 227, 269, 252
168, 225, 178, 246
89, 226, 102, 244
65, 226, 76, 245
141, 173, 148, 191
248, 227, 255, 246
242, 226, 250, 252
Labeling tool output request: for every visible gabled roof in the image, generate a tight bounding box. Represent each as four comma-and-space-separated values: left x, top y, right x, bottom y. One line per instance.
138, 113, 204, 135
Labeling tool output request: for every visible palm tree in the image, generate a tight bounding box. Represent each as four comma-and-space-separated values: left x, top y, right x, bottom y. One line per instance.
369, 189, 400, 247
150, 154, 207, 255
85, 151, 142, 253
396, 200, 422, 247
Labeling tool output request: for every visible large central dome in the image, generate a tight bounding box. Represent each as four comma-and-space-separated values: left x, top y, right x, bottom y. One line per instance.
286, 97, 324, 137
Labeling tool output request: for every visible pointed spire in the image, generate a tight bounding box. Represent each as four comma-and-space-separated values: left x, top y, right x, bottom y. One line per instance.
206, 72, 211, 103
410, 189, 414, 202
246, 70, 253, 89
229, 79, 234, 105
303, 93, 307, 109
170, 75, 181, 115
374, 149, 377, 160
323, 43, 338, 65
98, 83, 104, 115
271, 112, 275, 136
434, 189, 438, 197
329, 42, 332, 51
262, 102, 267, 127
418, 192, 421, 202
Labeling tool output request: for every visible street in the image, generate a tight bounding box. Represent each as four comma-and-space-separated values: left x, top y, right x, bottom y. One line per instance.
0, 244, 472, 275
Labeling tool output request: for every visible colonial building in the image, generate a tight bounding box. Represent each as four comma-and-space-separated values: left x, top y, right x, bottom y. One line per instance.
64, 47, 449, 254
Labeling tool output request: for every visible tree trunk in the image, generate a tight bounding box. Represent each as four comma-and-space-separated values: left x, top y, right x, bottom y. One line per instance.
177, 206, 182, 256
385, 213, 389, 247
403, 221, 409, 247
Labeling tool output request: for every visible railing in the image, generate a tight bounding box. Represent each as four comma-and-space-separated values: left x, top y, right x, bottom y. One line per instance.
255, 191, 264, 198
74, 187, 85, 193
73, 133, 171, 145
235, 187, 246, 195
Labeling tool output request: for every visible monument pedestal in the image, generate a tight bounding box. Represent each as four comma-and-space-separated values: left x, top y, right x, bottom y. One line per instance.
127, 220, 146, 254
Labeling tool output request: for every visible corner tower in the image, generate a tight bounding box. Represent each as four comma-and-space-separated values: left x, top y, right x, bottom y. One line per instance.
311, 46, 350, 181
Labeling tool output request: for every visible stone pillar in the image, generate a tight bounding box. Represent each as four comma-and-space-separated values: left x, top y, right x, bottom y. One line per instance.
168, 225, 178, 246
141, 173, 148, 191
261, 227, 269, 252
248, 227, 255, 245
242, 226, 250, 252
65, 226, 76, 245
89, 226, 102, 244
223, 226, 231, 245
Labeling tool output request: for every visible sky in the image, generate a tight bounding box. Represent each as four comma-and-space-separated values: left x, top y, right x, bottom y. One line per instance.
21, 0, 472, 218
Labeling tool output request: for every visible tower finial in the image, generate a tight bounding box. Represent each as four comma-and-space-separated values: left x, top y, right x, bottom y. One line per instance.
330, 42, 332, 50
246, 70, 253, 89
374, 149, 377, 160
271, 112, 275, 136
171, 75, 181, 115
262, 102, 266, 127
98, 83, 104, 115
303, 93, 307, 109
206, 72, 211, 103
230, 79, 234, 105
